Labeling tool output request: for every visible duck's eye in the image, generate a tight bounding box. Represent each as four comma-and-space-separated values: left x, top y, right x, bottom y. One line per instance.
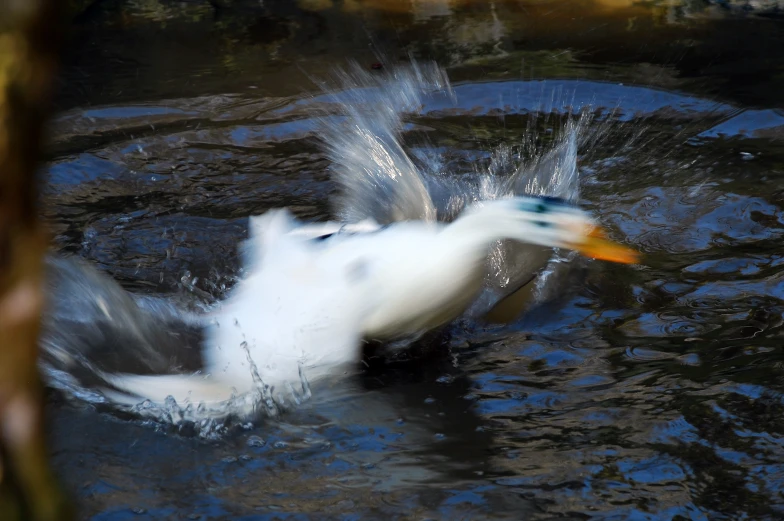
536, 204, 548, 214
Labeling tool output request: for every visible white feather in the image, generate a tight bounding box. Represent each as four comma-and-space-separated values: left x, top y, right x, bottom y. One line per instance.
103, 196, 602, 414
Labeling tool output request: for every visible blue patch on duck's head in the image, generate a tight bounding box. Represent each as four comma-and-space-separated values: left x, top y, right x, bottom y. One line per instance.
539, 195, 573, 206
517, 195, 575, 214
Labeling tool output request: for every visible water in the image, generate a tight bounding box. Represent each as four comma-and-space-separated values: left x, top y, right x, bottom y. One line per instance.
46, 1, 784, 519
42, 58, 586, 432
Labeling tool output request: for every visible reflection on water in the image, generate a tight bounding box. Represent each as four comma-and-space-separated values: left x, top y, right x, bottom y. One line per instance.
61, 0, 784, 109
47, 1, 784, 520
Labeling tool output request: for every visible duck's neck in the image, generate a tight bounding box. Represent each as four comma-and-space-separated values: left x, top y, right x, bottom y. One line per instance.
440, 202, 529, 260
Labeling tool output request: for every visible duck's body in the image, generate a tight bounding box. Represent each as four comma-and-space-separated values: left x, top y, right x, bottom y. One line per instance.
99, 195, 636, 412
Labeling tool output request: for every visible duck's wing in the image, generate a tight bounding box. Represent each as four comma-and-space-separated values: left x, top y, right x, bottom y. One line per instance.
481, 272, 540, 324
242, 211, 385, 271
328, 129, 436, 224
483, 240, 556, 324
237, 217, 391, 390
287, 218, 384, 240
103, 225, 382, 412
41, 256, 205, 381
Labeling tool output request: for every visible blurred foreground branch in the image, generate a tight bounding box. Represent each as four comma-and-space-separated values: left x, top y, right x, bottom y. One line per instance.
0, 1, 71, 520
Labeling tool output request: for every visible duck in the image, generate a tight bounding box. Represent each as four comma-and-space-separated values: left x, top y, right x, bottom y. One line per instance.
97, 194, 638, 414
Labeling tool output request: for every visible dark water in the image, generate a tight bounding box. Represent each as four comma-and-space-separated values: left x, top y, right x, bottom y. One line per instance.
46, 1, 784, 519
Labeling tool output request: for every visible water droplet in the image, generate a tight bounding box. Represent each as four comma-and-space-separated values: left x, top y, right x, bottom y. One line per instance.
624, 347, 676, 362
424, 397, 436, 404
246, 435, 266, 448
433, 433, 445, 441
131, 507, 147, 515
273, 441, 288, 449
222, 456, 238, 463
677, 353, 702, 366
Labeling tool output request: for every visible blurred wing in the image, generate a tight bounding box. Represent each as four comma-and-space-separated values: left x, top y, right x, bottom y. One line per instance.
481, 273, 539, 324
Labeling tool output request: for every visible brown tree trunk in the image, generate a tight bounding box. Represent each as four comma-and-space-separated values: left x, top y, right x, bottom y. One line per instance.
0, 1, 72, 520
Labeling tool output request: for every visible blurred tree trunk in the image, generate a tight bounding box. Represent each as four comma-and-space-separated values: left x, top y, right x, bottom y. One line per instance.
0, 1, 72, 520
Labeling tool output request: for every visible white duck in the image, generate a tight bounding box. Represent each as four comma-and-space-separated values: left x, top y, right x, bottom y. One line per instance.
100, 195, 637, 412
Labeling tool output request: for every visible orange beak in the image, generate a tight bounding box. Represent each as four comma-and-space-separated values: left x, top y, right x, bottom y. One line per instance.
569, 226, 640, 265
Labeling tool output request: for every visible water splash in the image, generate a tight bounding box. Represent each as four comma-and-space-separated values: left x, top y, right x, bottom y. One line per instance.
41, 61, 599, 435
315, 60, 454, 224
317, 60, 585, 305
319, 60, 581, 227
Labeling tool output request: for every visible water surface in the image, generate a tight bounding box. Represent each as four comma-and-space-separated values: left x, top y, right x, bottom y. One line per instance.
47, 1, 784, 519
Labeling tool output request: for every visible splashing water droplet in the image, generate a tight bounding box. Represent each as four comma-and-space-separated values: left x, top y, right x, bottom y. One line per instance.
239, 340, 279, 417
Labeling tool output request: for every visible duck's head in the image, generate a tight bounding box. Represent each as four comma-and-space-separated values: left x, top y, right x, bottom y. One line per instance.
453, 195, 640, 265
511, 196, 640, 265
